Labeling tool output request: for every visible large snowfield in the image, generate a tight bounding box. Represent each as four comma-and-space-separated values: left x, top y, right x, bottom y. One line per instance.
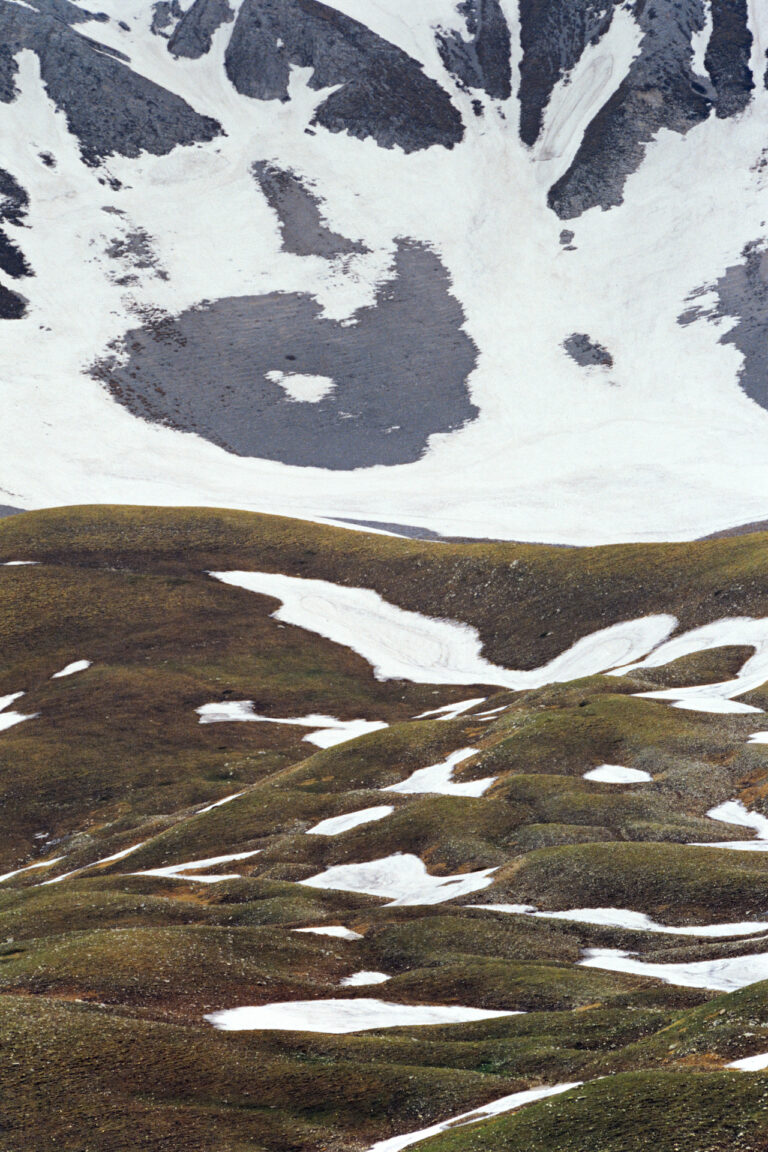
2, 0, 768, 542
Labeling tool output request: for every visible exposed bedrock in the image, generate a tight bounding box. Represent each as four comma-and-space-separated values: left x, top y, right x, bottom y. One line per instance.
435, 0, 512, 100
167, 0, 233, 57
208, 0, 465, 152
679, 239, 768, 414
518, 0, 754, 219
252, 161, 367, 258
0, 0, 221, 162
92, 241, 479, 470
0, 283, 27, 319
563, 332, 613, 368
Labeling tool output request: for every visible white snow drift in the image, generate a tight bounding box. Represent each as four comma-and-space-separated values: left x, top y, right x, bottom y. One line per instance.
0, 692, 37, 733
366, 1082, 582, 1152
308, 806, 394, 835
300, 852, 496, 906
205, 998, 513, 1033
211, 572, 677, 688
583, 764, 652, 783
51, 659, 91, 678
383, 747, 495, 797
580, 947, 768, 992
132, 849, 261, 884
472, 904, 768, 937
196, 700, 388, 748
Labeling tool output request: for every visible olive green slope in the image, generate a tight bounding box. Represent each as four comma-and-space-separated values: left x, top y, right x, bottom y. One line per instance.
2, 507, 768, 1150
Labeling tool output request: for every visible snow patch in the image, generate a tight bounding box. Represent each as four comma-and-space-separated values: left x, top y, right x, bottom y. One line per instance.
264, 370, 336, 403
210, 573, 677, 689
340, 971, 391, 986
52, 659, 91, 678
205, 998, 514, 1033
196, 700, 388, 748
300, 852, 496, 906
472, 904, 768, 937
583, 764, 652, 783
382, 747, 495, 797
581, 947, 768, 992
132, 849, 261, 884
308, 806, 394, 836
293, 926, 363, 940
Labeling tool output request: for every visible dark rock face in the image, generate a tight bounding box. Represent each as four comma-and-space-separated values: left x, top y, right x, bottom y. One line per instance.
0, 230, 31, 279
706, 0, 754, 118
518, 0, 756, 219
93, 241, 479, 469
151, 0, 184, 38
167, 0, 233, 57
563, 332, 613, 368
436, 0, 512, 100
0, 168, 28, 226
0, 0, 221, 162
679, 240, 768, 413
220, 0, 464, 152
252, 161, 367, 258
0, 284, 27, 319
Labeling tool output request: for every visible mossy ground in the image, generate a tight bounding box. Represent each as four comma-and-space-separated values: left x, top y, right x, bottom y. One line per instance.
3, 507, 768, 1149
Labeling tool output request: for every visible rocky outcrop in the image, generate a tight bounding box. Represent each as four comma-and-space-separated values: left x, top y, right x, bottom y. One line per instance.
436, 0, 512, 100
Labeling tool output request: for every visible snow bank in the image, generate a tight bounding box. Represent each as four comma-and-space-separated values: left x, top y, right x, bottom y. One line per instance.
205, 998, 513, 1033
210, 573, 676, 689
52, 659, 91, 678
366, 1082, 582, 1151
132, 849, 261, 884
0, 691, 37, 733
727, 1052, 768, 1071
583, 764, 652, 783
196, 700, 388, 748
340, 971, 391, 986
293, 926, 364, 940
308, 806, 394, 835
382, 747, 495, 797
580, 947, 768, 992
300, 852, 496, 905
472, 904, 768, 937
0, 856, 64, 884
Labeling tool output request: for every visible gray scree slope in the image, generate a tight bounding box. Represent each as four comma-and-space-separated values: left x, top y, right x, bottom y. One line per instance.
93, 242, 479, 470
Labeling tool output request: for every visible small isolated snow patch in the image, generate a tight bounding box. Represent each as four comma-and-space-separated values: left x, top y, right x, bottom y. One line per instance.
0, 691, 37, 733
300, 852, 496, 906
694, 799, 768, 849
308, 806, 394, 836
51, 663, 91, 677
40, 841, 147, 886
340, 971, 391, 986
293, 926, 363, 940
264, 370, 335, 403
0, 856, 65, 884
727, 1052, 768, 1071
52, 659, 91, 678
205, 998, 513, 1033
382, 747, 495, 797
196, 791, 246, 815
414, 698, 486, 720
132, 849, 261, 884
583, 764, 651, 783
196, 701, 387, 748
2, 560, 38, 566
366, 1082, 582, 1152
749, 732, 768, 744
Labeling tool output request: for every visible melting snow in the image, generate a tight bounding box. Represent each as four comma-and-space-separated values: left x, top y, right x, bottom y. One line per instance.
340, 971, 391, 986
583, 764, 652, 783
366, 1082, 582, 1152
300, 852, 496, 906
749, 733, 768, 743
293, 926, 364, 940
610, 617, 768, 713
196, 791, 247, 814
205, 998, 513, 1033
414, 698, 487, 720
40, 842, 147, 885
693, 799, 768, 851
132, 849, 261, 884
52, 659, 91, 678
382, 747, 495, 797
2, 561, 38, 566
580, 947, 768, 992
210, 573, 676, 689
727, 1052, 768, 1071
472, 904, 768, 937
265, 370, 335, 403
196, 701, 388, 748
308, 806, 394, 835
0, 691, 37, 733
0, 856, 64, 884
